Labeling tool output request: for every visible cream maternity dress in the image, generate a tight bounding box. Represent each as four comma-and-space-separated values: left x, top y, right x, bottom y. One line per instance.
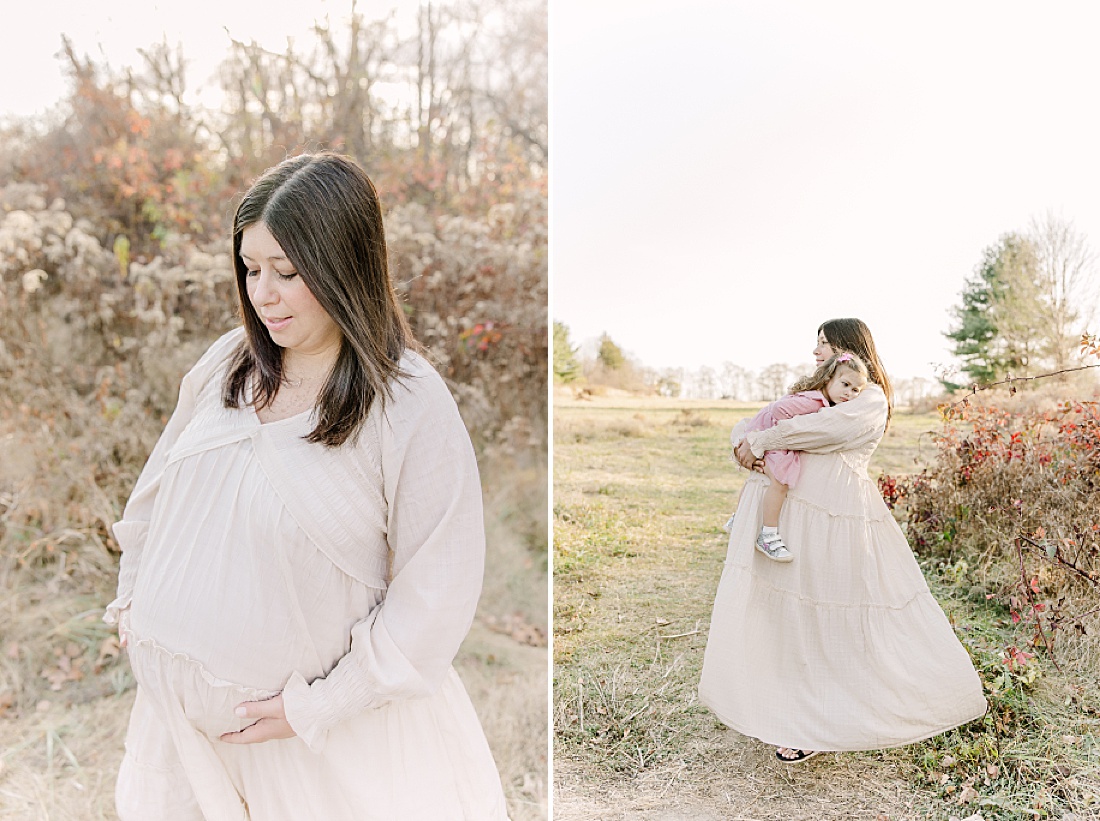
104, 329, 509, 820
699, 384, 987, 752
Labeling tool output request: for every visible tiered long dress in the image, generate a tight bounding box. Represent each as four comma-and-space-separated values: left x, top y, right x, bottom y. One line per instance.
699, 384, 987, 752
104, 328, 509, 820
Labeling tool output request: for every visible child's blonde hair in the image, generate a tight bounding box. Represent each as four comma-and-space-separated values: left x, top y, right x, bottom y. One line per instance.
789, 352, 870, 395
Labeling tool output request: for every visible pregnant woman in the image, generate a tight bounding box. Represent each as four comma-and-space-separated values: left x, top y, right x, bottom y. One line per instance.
104, 152, 508, 819
699, 318, 987, 763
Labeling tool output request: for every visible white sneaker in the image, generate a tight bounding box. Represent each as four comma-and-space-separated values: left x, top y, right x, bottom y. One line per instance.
755, 531, 793, 562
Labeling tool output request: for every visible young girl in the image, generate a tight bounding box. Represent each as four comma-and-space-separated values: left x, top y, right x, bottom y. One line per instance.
729, 352, 869, 562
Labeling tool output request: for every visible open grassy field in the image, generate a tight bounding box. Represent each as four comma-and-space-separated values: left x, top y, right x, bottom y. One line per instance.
553, 395, 1100, 821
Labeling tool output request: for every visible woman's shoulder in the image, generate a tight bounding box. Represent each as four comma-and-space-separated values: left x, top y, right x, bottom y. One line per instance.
183, 326, 245, 386
372, 349, 473, 458
194, 326, 245, 368
385, 349, 461, 420
860, 383, 887, 404
847, 382, 889, 418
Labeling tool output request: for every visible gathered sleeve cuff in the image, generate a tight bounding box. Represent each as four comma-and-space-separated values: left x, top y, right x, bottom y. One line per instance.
103, 521, 149, 623
746, 385, 887, 458
282, 362, 485, 752
103, 328, 243, 625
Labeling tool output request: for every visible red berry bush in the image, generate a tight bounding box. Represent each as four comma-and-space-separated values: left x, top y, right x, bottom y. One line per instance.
883, 391, 1100, 666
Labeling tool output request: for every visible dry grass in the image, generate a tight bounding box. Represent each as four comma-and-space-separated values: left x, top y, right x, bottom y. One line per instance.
553, 397, 1100, 820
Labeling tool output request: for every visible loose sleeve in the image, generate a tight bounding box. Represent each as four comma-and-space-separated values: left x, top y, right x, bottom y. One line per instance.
103, 329, 243, 624
281, 367, 485, 752
746, 386, 887, 458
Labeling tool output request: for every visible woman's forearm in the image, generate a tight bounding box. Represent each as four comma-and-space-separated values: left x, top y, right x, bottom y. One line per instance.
747, 389, 887, 457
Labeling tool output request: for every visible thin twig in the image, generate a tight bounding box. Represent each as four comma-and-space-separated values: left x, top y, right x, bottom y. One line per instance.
945, 363, 1100, 409
1016, 537, 1062, 672
657, 629, 700, 640
1018, 534, 1100, 590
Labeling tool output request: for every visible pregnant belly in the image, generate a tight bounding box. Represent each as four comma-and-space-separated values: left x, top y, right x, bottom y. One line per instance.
122, 617, 281, 740
786, 453, 885, 519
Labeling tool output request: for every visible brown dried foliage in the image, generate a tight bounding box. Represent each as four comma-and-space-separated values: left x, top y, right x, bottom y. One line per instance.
881, 386, 1100, 666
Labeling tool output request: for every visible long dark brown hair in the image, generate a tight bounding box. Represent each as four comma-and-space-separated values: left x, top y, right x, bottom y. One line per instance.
819, 318, 894, 423
223, 152, 415, 447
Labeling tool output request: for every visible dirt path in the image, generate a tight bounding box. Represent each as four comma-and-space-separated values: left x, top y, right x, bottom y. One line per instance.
554, 750, 938, 821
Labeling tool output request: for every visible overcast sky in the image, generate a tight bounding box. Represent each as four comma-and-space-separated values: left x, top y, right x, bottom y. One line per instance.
551, 0, 1100, 381
1, 0, 420, 118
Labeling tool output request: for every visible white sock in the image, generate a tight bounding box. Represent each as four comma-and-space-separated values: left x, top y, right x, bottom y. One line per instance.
761, 525, 778, 537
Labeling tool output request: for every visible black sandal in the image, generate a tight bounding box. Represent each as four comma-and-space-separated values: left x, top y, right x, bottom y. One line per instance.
775, 747, 820, 763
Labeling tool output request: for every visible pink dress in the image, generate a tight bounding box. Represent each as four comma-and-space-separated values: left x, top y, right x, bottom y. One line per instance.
730, 391, 828, 488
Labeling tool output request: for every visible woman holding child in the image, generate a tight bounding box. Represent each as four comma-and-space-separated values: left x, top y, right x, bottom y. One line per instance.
699, 318, 987, 763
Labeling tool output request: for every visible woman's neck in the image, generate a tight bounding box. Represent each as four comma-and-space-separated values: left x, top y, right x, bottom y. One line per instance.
283, 344, 340, 384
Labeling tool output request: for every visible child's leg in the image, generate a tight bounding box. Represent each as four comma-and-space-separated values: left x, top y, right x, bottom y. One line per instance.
761, 465, 788, 528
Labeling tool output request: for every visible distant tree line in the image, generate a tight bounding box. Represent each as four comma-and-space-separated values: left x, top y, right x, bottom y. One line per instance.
552, 322, 940, 406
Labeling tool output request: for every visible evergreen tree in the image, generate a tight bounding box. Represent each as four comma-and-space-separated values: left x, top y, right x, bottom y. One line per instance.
946, 233, 1043, 385
553, 321, 581, 383
597, 333, 626, 370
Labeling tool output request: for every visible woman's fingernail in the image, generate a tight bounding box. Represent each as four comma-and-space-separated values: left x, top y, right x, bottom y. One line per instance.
235, 706, 247, 717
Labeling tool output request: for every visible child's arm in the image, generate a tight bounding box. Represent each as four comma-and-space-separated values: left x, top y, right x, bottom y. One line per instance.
745, 387, 887, 457
769, 392, 828, 422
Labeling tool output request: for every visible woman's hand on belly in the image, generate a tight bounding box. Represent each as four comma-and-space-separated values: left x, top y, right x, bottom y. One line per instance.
219, 694, 297, 744
734, 440, 765, 473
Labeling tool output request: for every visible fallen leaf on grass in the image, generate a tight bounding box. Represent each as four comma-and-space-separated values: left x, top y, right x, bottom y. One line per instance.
94, 635, 120, 671
41, 647, 86, 691
481, 613, 547, 647
958, 785, 979, 803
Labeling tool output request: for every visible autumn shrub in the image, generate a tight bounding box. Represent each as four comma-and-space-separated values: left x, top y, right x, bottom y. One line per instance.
882, 394, 1100, 670
388, 190, 548, 455
873, 387, 1100, 815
